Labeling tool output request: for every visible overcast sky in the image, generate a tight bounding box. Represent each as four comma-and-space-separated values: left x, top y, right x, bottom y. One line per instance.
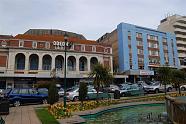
0, 0, 185, 40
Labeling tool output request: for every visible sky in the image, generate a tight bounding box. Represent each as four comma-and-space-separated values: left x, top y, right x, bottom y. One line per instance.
0, 0, 185, 40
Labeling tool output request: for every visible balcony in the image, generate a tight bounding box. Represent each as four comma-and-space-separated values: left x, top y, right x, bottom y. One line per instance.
174, 22, 186, 28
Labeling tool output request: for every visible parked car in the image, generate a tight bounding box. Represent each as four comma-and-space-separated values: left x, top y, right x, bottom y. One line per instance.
66, 86, 110, 101
58, 88, 64, 97
180, 85, 186, 91
37, 88, 48, 95
104, 84, 120, 93
144, 82, 173, 93
8, 88, 48, 107
119, 84, 144, 97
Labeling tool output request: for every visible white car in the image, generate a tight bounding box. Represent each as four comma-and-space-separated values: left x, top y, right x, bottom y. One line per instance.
144, 82, 173, 93
105, 84, 120, 93
180, 85, 186, 91
58, 88, 64, 97
66, 86, 102, 101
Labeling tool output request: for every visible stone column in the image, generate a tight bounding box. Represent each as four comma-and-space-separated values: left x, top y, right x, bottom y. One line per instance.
76, 56, 79, 73
38, 54, 43, 71
25, 53, 29, 73
51, 55, 55, 70
87, 56, 91, 72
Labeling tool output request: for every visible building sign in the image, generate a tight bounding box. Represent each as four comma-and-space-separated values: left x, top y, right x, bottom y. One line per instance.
1, 40, 7, 47
53, 41, 72, 47
140, 70, 154, 75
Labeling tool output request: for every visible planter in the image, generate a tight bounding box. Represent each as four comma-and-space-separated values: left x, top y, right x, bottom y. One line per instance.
0, 99, 9, 115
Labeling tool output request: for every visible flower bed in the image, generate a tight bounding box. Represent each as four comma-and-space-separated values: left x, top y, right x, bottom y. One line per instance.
48, 92, 186, 119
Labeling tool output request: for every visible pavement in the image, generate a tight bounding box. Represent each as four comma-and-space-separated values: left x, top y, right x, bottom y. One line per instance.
1, 105, 42, 124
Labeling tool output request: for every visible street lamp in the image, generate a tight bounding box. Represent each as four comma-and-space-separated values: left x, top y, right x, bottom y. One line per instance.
64, 33, 68, 108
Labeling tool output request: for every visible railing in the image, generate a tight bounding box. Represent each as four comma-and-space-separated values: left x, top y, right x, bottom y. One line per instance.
165, 96, 186, 124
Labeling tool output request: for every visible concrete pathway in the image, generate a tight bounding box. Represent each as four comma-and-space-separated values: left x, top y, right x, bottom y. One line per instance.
1, 105, 42, 124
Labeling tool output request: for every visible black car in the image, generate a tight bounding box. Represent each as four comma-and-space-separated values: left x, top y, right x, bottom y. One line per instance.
8, 88, 48, 107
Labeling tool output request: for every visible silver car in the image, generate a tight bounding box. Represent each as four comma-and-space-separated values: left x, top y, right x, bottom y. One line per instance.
144, 82, 173, 93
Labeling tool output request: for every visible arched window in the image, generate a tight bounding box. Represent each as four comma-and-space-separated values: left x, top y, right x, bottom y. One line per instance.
15, 53, 25, 70
29, 54, 39, 70
42, 55, 52, 70
90, 57, 98, 71
79, 56, 88, 71
55, 55, 64, 70
67, 56, 76, 71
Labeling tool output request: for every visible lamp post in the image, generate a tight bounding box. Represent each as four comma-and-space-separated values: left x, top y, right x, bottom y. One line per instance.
64, 33, 68, 108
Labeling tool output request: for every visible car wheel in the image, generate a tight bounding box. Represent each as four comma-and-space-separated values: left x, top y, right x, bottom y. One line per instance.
181, 87, 186, 91
155, 89, 159, 93
167, 88, 172, 92
14, 100, 20, 107
42, 99, 48, 104
73, 96, 79, 102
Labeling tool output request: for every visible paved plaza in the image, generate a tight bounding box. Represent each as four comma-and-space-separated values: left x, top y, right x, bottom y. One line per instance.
1, 105, 41, 124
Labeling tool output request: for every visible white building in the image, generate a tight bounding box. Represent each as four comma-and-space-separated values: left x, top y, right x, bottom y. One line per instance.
158, 14, 186, 68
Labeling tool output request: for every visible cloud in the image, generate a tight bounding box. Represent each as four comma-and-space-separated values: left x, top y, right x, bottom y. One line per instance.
0, 0, 185, 40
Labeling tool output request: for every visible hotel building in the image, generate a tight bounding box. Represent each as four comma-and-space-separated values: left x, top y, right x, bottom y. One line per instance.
158, 14, 186, 68
98, 23, 179, 82
0, 30, 113, 89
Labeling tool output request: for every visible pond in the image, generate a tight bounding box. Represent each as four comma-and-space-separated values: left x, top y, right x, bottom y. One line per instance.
82, 103, 169, 124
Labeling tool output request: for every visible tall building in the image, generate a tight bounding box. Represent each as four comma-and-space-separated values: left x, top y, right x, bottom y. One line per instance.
98, 23, 179, 82
158, 14, 186, 68
0, 30, 112, 89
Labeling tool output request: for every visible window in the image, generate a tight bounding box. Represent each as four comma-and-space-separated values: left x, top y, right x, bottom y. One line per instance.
92, 46, 96, 52
147, 35, 157, 40
137, 40, 143, 46
163, 38, 167, 43
163, 45, 168, 50
81, 45, 85, 51
138, 49, 143, 54
32, 41, 37, 48
149, 58, 160, 64
129, 48, 132, 54
128, 31, 131, 36
154, 36, 158, 41
19, 89, 29, 94
138, 58, 144, 63
45, 42, 50, 49
19, 40, 24, 47
29, 89, 37, 94
128, 39, 131, 45
136, 33, 142, 38
104, 48, 109, 53
12, 89, 19, 94
149, 50, 159, 56
148, 42, 158, 48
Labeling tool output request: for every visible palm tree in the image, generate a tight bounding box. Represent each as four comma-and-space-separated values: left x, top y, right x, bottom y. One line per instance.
171, 69, 185, 94
157, 66, 172, 95
89, 63, 113, 101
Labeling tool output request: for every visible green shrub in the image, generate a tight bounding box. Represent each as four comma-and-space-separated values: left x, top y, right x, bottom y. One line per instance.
79, 82, 88, 108
48, 83, 59, 105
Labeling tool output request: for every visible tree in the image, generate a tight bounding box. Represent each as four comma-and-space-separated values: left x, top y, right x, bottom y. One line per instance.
157, 66, 172, 95
171, 69, 185, 94
79, 82, 88, 107
48, 69, 59, 105
89, 63, 113, 101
